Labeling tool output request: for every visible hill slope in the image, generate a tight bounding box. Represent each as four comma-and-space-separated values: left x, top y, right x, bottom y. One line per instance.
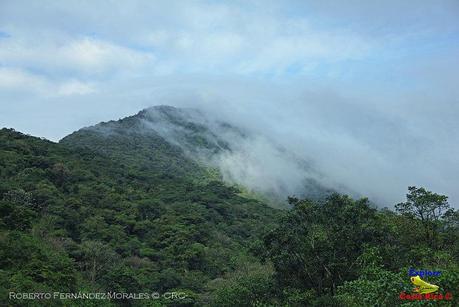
2, 117, 458, 306
0, 127, 279, 305
61, 105, 334, 205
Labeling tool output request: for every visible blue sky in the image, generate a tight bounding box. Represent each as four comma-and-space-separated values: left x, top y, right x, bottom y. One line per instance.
0, 0, 458, 206
0, 1, 457, 90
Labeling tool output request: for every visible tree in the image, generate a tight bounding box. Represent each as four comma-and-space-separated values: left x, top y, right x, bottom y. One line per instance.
396, 186, 450, 248
0, 189, 37, 230
262, 194, 383, 297
210, 262, 275, 307
336, 247, 406, 306
50, 162, 70, 188
443, 209, 459, 260
79, 241, 118, 286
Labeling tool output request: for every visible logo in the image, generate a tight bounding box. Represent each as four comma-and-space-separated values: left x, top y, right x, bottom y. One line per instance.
399, 268, 453, 301
410, 275, 438, 294
408, 268, 441, 278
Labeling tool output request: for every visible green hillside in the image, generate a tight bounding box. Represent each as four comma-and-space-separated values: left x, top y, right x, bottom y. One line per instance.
1, 105, 458, 306
0, 127, 279, 306
61, 105, 333, 205
60, 107, 212, 183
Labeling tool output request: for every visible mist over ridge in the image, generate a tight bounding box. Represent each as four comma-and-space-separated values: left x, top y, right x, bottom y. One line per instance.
60, 95, 458, 209
156, 83, 458, 208
139, 105, 339, 204
1, 2, 459, 304
1, 0, 457, 207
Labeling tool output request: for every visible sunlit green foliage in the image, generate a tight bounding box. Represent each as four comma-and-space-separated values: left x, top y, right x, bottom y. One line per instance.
1, 126, 458, 306
0, 128, 278, 306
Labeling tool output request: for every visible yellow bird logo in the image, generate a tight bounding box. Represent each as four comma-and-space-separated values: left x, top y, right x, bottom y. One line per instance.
411, 275, 439, 294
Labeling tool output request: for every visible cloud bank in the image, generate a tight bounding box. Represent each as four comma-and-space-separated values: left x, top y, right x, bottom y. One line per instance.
0, 0, 458, 207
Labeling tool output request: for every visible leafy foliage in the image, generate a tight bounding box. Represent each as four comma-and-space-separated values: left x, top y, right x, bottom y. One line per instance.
1, 117, 458, 306
0, 128, 278, 306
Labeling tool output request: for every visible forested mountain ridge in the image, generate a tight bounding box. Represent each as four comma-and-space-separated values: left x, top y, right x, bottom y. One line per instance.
0, 127, 279, 306
60, 106, 214, 183
1, 105, 458, 306
61, 105, 333, 205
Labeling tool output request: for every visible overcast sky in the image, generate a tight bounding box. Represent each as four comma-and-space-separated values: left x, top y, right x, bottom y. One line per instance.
0, 0, 458, 206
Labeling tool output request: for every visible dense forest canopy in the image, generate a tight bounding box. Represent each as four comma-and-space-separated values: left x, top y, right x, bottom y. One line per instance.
1, 0, 458, 305
1, 122, 458, 306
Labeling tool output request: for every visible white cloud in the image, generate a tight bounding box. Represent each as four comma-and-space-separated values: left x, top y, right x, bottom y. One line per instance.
0, 0, 458, 206
0, 36, 155, 77
57, 38, 155, 74
133, 12, 373, 75
0, 67, 45, 90
0, 67, 95, 97
56, 79, 95, 96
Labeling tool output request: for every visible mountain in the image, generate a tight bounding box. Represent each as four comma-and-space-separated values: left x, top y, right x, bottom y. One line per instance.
0, 105, 331, 305
0, 127, 279, 306
61, 105, 334, 206
1, 107, 458, 306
